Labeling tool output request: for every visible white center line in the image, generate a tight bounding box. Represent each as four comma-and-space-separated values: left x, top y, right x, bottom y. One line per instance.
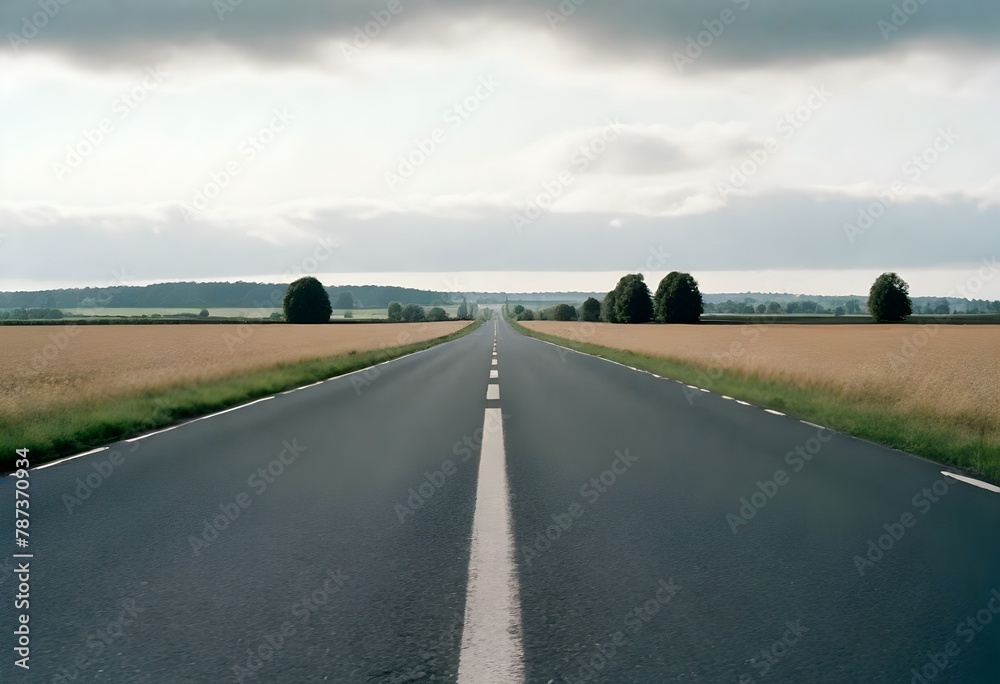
458, 408, 524, 683
490, 370, 499, 379
486, 384, 500, 400
492, 359, 498, 366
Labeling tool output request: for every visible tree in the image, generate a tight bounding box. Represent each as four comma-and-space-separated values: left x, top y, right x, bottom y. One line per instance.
601, 290, 618, 322
198, 308, 210, 318
868, 272, 912, 322
282, 277, 332, 324
652, 271, 703, 323
457, 298, 469, 320
513, 304, 525, 316
516, 308, 534, 321
756, 304, 766, 314
333, 292, 354, 310
553, 304, 577, 321
427, 306, 449, 322
580, 297, 601, 322
610, 274, 653, 324
845, 299, 862, 315
766, 301, 782, 314
387, 302, 403, 321
400, 304, 426, 322
932, 298, 950, 315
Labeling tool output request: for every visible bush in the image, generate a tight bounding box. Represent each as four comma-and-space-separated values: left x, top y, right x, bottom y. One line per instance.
199, 308, 210, 318
427, 307, 449, 322
282, 277, 333, 324
401, 304, 426, 322
553, 304, 577, 321
516, 309, 534, 321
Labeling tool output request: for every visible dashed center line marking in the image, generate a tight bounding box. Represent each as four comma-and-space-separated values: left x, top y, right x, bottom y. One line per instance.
486, 384, 500, 400
492, 359, 498, 366
458, 408, 523, 682
490, 370, 499, 379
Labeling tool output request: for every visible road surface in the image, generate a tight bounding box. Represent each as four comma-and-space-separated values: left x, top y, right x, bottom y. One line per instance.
2, 317, 999, 682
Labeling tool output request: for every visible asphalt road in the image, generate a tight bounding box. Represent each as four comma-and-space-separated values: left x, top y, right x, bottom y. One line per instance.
2, 316, 999, 682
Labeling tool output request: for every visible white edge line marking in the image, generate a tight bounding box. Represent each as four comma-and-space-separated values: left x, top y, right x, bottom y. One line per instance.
686, 385, 699, 390
942, 471, 1000, 494
33, 446, 109, 471
458, 408, 524, 682
190, 396, 274, 423
736, 400, 752, 406
765, 409, 786, 416
126, 424, 182, 443
801, 421, 827, 430
486, 384, 501, 400
722, 396, 734, 400
699, 388, 710, 393
26, 331, 473, 472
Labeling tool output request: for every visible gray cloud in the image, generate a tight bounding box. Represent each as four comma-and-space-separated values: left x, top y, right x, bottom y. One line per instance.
4, 1, 999, 69
1, 192, 996, 285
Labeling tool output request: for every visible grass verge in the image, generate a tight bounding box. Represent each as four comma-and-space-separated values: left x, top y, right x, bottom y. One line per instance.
511, 319, 1000, 484
2, 320, 481, 472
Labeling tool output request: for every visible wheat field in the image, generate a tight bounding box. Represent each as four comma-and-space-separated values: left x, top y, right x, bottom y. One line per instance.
1, 322, 468, 419
524, 322, 1000, 433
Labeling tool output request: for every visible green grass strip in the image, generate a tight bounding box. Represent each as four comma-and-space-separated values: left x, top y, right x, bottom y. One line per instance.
2, 321, 481, 471
511, 319, 1000, 484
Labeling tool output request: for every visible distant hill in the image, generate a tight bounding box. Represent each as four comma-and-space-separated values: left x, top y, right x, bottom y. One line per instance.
0, 282, 454, 311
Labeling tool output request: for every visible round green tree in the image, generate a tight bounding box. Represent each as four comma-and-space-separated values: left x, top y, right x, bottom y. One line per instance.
282, 277, 332, 324
387, 302, 403, 321
868, 272, 912, 322
653, 271, 704, 323
611, 273, 653, 324
580, 296, 601, 322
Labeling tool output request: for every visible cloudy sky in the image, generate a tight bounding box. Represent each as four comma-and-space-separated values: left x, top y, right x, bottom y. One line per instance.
2, 0, 999, 297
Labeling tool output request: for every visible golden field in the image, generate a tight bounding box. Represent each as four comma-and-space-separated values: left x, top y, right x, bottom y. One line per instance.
524, 322, 1000, 432
0, 322, 468, 418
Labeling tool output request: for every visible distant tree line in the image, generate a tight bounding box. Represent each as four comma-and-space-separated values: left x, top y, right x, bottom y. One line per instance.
505, 271, 998, 324
0, 282, 454, 310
